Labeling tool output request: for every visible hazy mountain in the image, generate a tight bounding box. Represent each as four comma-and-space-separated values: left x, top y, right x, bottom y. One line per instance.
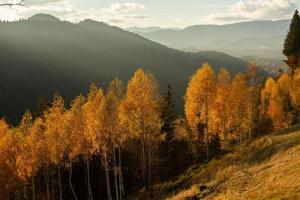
241, 56, 288, 76
0, 14, 248, 122
135, 20, 290, 59
126, 26, 179, 34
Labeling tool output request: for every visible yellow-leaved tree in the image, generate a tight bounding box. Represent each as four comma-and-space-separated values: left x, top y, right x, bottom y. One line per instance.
185, 63, 216, 159
230, 73, 250, 144
261, 77, 290, 131
290, 69, 300, 122
211, 68, 232, 149
105, 79, 125, 200
43, 95, 68, 200
83, 84, 105, 200
65, 95, 86, 200
119, 69, 161, 190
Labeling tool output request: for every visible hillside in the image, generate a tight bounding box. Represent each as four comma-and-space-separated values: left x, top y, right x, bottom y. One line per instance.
0, 14, 248, 123
135, 20, 290, 58
241, 56, 288, 76
131, 124, 300, 200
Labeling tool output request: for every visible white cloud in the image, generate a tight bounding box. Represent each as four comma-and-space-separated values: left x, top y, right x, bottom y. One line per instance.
105, 2, 145, 13
202, 0, 297, 24
0, 1, 148, 27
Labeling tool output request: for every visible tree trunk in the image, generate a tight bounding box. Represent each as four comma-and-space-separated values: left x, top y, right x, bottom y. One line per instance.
69, 163, 77, 200
31, 176, 36, 200
112, 146, 119, 200
104, 151, 112, 200
23, 179, 28, 200
205, 89, 209, 160
58, 165, 63, 200
148, 138, 152, 193
44, 165, 50, 200
118, 146, 125, 199
86, 159, 93, 200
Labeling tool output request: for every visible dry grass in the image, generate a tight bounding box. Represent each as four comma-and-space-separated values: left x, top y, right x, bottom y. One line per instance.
130, 125, 300, 200
165, 185, 199, 200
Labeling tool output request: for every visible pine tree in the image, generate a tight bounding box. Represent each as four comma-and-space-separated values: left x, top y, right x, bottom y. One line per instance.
161, 85, 176, 142
283, 10, 300, 74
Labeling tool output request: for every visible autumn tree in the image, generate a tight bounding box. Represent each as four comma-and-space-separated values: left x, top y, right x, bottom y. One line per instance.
83, 84, 105, 200
211, 68, 231, 149
16, 112, 38, 200
230, 73, 251, 144
0, 119, 21, 199
290, 69, 300, 122
185, 63, 216, 159
119, 69, 161, 190
43, 95, 68, 200
105, 79, 125, 200
64, 95, 86, 200
0, 125, 22, 199
261, 78, 291, 131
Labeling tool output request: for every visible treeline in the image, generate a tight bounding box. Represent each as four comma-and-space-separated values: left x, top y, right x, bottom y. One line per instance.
0, 65, 300, 200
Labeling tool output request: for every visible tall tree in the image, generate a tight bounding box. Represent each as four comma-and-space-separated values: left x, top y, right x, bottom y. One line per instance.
119, 69, 161, 190
211, 68, 232, 149
106, 79, 125, 200
283, 10, 300, 74
261, 78, 291, 131
65, 95, 86, 200
83, 84, 105, 200
185, 63, 216, 159
290, 69, 300, 122
44, 95, 68, 200
161, 85, 176, 142
230, 73, 250, 145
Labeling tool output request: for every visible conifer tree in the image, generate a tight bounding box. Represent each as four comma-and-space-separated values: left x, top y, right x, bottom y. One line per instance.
283, 10, 300, 74
161, 85, 176, 142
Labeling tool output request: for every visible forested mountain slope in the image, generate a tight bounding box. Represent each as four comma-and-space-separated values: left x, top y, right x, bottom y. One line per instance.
0, 14, 248, 122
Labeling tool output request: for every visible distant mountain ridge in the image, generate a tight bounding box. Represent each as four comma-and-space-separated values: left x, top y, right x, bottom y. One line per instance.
28, 13, 60, 22
127, 26, 180, 33
0, 14, 248, 122
132, 20, 290, 59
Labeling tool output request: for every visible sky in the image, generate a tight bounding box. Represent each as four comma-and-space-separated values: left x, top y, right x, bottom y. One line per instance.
0, 0, 299, 28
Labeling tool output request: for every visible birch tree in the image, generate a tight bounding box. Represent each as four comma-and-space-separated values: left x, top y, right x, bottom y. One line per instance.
119, 69, 161, 190
185, 63, 216, 159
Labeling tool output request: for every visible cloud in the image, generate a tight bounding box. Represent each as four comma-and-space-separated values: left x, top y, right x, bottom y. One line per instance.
125, 15, 150, 19
0, 1, 149, 27
104, 2, 145, 13
203, 0, 297, 23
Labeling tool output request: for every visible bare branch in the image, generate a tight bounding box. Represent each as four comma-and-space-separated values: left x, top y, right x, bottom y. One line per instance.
0, 0, 25, 7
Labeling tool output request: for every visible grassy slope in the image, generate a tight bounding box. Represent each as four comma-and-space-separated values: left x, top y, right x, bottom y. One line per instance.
130, 124, 300, 200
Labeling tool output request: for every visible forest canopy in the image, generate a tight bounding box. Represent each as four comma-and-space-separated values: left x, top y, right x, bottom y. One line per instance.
0, 65, 299, 199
